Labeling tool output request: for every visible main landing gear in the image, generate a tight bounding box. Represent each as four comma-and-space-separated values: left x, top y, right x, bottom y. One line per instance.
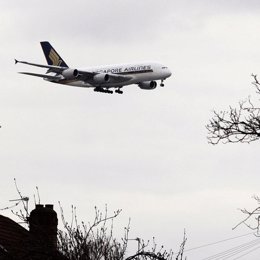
94, 87, 113, 94
94, 87, 124, 94
115, 88, 123, 94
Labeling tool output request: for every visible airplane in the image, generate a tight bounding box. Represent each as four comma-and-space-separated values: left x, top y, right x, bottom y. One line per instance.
15, 41, 172, 94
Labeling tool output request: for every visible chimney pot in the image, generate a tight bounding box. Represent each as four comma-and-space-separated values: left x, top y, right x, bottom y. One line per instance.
45, 204, 53, 210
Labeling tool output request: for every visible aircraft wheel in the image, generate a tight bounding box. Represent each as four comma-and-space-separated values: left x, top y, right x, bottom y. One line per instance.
115, 89, 123, 94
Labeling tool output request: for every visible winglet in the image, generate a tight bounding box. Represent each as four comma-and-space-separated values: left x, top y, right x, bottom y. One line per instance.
15, 59, 19, 64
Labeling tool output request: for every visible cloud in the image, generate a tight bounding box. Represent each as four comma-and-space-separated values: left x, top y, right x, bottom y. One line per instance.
1, 1, 260, 259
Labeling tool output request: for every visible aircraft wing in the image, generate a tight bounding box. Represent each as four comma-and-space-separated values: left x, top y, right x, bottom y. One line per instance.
16, 59, 132, 83
19, 72, 62, 81
76, 70, 97, 79
107, 73, 132, 82
77, 70, 133, 83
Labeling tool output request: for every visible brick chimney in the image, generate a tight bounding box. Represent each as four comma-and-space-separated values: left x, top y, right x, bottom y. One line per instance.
29, 204, 58, 251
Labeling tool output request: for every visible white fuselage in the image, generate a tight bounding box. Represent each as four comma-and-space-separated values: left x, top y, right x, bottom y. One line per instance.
55, 62, 172, 88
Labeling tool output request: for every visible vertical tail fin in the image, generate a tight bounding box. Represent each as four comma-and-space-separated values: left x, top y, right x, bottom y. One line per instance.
40, 41, 68, 67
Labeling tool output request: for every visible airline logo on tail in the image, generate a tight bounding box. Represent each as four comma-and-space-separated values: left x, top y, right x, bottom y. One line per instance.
49, 49, 62, 66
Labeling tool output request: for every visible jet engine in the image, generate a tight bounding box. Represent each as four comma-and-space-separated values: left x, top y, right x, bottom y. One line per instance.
138, 81, 157, 90
93, 73, 110, 84
62, 68, 79, 79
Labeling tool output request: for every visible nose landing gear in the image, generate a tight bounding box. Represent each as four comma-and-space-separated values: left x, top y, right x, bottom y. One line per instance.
160, 80, 165, 87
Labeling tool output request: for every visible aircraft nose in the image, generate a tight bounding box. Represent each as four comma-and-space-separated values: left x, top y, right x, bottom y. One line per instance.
167, 69, 172, 78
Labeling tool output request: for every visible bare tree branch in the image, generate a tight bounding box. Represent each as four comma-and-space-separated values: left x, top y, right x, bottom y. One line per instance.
233, 196, 260, 236
207, 75, 260, 144
125, 232, 187, 260
252, 74, 260, 94
57, 205, 187, 260
175, 231, 187, 260
57, 204, 130, 260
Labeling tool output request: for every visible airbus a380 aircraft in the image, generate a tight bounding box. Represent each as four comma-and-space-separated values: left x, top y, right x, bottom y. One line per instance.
15, 41, 172, 94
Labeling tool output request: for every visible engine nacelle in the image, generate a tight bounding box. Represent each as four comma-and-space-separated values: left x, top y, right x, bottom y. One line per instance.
62, 68, 79, 79
93, 73, 110, 84
138, 81, 157, 90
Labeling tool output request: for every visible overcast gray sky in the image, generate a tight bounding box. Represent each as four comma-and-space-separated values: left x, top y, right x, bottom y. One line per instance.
1, 1, 260, 259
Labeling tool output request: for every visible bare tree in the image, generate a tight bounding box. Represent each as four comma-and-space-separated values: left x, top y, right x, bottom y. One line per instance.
233, 196, 260, 236
206, 74, 260, 144
57, 204, 129, 260
57, 204, 187, 260
125, 232, 187, 260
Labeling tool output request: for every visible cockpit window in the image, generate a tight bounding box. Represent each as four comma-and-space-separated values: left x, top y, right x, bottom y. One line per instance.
162, 66, 168, 69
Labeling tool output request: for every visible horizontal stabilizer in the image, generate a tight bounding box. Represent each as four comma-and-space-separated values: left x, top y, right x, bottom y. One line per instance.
15, 59, 66, 73
19, 72, 61, 81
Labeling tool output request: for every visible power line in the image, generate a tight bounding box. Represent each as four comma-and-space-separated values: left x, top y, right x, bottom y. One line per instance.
202, 239, 259, 260
184, 232, 254, 253
200, 238, 260, 260
232, 245, 260, 260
